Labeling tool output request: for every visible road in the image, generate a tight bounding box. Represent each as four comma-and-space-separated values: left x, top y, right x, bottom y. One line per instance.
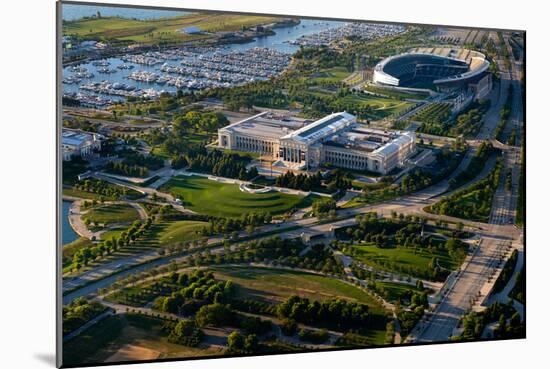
410, 38, 524, 343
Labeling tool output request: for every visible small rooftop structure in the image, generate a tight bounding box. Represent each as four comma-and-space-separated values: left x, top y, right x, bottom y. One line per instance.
219, 111, 307, 140
282, 112, 356, 144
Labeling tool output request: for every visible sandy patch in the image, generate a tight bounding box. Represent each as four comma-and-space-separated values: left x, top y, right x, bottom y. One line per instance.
106, 344, 160, 362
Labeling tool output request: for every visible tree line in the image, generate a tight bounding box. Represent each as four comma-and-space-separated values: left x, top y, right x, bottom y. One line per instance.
277, 295, 371, 330
172, 147, 258, 181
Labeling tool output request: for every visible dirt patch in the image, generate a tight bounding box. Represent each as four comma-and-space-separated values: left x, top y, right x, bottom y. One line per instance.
106, 344, 160, 362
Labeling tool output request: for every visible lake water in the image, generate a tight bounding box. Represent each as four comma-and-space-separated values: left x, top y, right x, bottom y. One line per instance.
62, 201, 79, 245
62, 4, 188, 21
225, 19, 345, 54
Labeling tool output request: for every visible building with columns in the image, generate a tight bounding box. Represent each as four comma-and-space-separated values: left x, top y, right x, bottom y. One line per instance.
62, 129, 103, 161
218, 111, 415, 175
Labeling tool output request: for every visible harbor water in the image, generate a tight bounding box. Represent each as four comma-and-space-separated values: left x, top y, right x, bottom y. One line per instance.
62, 201, 79, 245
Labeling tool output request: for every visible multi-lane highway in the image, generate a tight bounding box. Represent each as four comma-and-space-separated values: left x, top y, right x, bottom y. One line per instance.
410, 37, 524, 343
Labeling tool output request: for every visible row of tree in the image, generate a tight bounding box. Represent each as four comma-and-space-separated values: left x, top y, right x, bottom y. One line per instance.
275, 171, 322, 191
72, 218, 154, 270
200, 211, 273, 236
431, 158, 503, 222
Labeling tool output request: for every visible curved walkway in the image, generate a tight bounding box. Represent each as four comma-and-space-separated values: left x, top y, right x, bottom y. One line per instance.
67, 200, 147, 241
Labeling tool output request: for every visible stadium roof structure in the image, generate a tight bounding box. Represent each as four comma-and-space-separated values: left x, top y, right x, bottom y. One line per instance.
373, 47, 490, 88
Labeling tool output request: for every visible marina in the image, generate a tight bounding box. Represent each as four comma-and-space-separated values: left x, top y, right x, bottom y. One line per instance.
290, 22, 406, 47
63, 47, 292, 103
62, 16, 404, 106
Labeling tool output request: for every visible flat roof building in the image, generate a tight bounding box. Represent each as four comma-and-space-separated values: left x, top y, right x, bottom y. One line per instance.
218, 112, 415, 174
62, 129, 103, 161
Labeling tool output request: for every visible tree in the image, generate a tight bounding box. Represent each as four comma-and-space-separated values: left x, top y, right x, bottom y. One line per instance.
195, 303, 233, 327
244, 334, 258, 352
168, 319, 203, 346
227, 331, 244, 352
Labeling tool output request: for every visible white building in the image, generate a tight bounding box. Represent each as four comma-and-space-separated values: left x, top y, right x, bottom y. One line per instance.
62, 129, 103, 161
218, 112, 416, 174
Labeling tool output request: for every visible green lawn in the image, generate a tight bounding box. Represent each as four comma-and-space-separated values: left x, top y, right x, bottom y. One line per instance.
159, 175, 313, 218
310, 67, 352, 83
63, 13, 280, 44
210, 266, 389, 344
83, 203, 141, 226
350, 242, 460, 277
210, 266, 385, 312
102, 220, 206, 248
335, 94, 414, 118
100, 227, 127, 241
157, 220, 208, 245
364, 84, 430, 100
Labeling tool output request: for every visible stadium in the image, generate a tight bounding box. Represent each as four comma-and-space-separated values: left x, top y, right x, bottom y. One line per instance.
373, 47, 491, 96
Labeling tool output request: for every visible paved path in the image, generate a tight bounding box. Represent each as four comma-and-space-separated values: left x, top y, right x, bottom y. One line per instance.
68, 200, 96, 239
67, 200, 147, 241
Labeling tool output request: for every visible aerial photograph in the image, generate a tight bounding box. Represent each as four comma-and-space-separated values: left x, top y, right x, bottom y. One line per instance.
59, 1, 525, 366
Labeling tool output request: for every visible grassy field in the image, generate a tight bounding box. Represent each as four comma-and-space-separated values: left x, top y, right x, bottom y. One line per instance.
350, 242, 460, 277
63, 314, 221, 366
310, 67, 352, 83
83, 203, 141, 226
364, 84, 430, 100
102, 220, 207, 252
210, 266, 385, 312
335, 94, 413, 118
100, 227, 127, 241
157, 220, 208, 245
211, 266, 389, 344
63, 13, 280, 44
159, 175, 313, 218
